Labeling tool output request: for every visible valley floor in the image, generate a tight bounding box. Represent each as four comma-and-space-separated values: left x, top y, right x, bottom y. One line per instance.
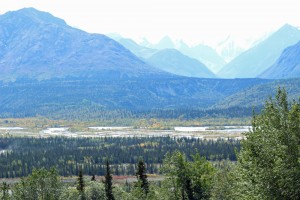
0, 125, 249, 140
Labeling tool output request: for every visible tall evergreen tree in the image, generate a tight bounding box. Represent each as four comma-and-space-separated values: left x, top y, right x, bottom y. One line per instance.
136, 160, 149, 196
77, 169, 85, 200
104, 160, 115, 200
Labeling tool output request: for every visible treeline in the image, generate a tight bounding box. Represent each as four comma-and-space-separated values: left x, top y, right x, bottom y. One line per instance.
0, 136, 240, 178
0, 105, 258, 121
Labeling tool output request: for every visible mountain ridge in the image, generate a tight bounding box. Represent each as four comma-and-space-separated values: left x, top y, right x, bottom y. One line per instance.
146, 48, 216, 78
0, 8, 167, 81
259, 41, 300, 79
217, 24, 300, 78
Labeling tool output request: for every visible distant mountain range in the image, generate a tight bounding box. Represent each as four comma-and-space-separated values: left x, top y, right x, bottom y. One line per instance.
259, 41, 300, 79
177, 42, 226, 73
110, 35, 218, 77
215, 36, 246, 63
0, 8, 166, 81
1, 8, 300, 119
142, 36, 175, 50
136, 36, 226, 73
111, 25, 300, 79
217, 24, 300, 78
107, 34, 157, 59
146, 49, 216, 78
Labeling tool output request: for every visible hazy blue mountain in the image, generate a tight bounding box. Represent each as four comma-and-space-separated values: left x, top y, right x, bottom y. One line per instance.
146, 49, 216, 78
213, 78, 300, 109
215, 35, 246, 63
107, 35, 158, 59
217, 24, 300, 78
139, 38, 226, 73
0, 8, 166, 81
259, 41, 300, 79
178, 41, 226, 73
107, 35, 221, 77
152, 36, 175, 50
139, 36, 175, 50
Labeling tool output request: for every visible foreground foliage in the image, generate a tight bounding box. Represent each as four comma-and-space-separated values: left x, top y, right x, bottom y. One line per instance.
161, 151, 215, 200
233, 88, 300, 199
0, 151, 215, 200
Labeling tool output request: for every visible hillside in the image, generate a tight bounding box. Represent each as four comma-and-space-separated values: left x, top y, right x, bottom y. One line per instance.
259, 41, 300, 79
146, 49, 216, 78
218, 24, 300, 78
0, 77, 271, 118
213, 78, 300, 109
0, 8, 165, 81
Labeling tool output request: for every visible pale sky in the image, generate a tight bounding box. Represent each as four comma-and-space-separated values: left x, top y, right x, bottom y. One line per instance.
0, 0, 299, 46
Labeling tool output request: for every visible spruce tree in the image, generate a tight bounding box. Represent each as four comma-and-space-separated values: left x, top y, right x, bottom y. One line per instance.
104, 160, 115, 200
77, 169, 85, 200
136, 160, 149, 196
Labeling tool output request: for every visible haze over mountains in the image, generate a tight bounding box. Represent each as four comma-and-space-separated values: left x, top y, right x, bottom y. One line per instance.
1, 8, 299, 82
218, 24, 300, 78
0, 8, 167, 81
147, 49, 216, 78
1, 8, 300, 118
259, 41, 300, 79
111, 25, 300, 79
98, 34, 227, 78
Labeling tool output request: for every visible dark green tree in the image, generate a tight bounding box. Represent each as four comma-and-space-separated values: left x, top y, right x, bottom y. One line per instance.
104, 160, 115, 200
136, 160, 149, 196
77, 169, 85, 200
235, 88, 300, 199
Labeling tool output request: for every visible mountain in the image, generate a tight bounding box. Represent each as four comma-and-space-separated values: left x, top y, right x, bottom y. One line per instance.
108, 34, 217, 78
217, 24, 300, 78
152, 36, 175, 50
259, 41, 300, 79
0, 8, 166, 81
177, 41, 226, 73
2, 8, 300, 119
139, 38, 226, 73
215, 35, 247, 63
146, 49, 216, 78
107, 35, 157, 59
213, 78, 300, 109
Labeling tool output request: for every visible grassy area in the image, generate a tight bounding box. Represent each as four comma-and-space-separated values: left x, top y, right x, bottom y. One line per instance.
0, 117, 252, 132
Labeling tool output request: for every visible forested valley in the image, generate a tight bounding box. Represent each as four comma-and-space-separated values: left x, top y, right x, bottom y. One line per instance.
0, 136, 239, 178
0, 88, 299, 199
